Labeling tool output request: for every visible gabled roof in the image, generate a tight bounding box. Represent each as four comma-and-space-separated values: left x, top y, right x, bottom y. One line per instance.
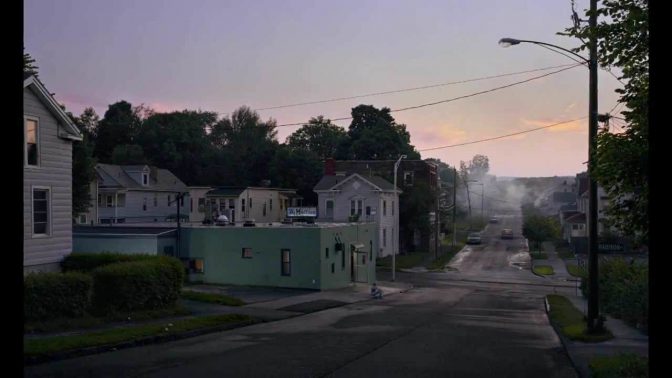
95, 164, 187, 191
23, 74, 83, 141
552, 192, 576, 203
565, 212, 586, 224
314, 173, 400, 193
206, 187, 247, 197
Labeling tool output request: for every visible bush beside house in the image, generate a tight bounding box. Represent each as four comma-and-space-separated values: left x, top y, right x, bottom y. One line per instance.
25, 272, 93, 321
91, 257, 184, 314
61, 252, 157, 273
26, 254, 185, 322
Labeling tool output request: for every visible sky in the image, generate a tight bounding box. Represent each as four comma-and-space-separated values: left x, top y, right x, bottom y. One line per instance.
24, 0, 624, 177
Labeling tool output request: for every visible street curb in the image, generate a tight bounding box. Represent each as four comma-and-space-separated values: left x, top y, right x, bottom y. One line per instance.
24, 318, 262, 366
543, 296, 584, 378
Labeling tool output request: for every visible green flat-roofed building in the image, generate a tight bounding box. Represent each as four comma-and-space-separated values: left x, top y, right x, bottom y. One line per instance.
180, 223, 377, 290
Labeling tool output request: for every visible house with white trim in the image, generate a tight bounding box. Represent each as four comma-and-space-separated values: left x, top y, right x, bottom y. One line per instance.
314, 173, 400, 257
23, 73, 83, 273
84, 164, 189, 224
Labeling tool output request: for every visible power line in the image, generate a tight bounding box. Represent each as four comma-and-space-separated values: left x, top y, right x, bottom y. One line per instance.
253, 63, 578, 112
275, 64, 583, 128
538, 44, 588, 66
418, 117, 587, 152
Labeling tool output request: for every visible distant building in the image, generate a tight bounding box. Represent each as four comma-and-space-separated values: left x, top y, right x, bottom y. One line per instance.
314, 173, 399, 257
84, 164, 188, 224
194, 187, 302, 224
326, 159, 438, 254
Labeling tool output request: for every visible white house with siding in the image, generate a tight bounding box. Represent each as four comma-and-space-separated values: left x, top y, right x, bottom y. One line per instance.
200, 187, 302, 224
314, 173, 400, 257
23, 73, 83, 273
87, 164, 189, 224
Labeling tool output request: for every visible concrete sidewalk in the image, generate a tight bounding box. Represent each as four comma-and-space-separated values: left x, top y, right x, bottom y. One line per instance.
537, 242, 649, 377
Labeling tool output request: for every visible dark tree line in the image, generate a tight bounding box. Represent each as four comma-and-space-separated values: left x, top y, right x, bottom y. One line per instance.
66, 101, 425, 217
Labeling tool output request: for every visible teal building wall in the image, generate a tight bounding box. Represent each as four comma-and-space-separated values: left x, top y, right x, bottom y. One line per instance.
180, 223, 377, 290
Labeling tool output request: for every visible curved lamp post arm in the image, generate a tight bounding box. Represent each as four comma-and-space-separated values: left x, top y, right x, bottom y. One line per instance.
499, 38, 589, 64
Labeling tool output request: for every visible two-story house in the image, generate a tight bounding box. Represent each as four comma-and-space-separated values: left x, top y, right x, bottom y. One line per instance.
24, 73, 83, 273
314, 173, 400, 257
84, 164, 188, 224
326, 158, 438, 253
192, 187, 302, 224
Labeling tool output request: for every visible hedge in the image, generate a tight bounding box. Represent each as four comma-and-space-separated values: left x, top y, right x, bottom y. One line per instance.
61, 252, 157, 273
25, 272, 93, 321
91, 257, 184, 314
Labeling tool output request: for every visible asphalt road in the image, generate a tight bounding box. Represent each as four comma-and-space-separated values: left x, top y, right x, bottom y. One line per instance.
26, 213, 579, 378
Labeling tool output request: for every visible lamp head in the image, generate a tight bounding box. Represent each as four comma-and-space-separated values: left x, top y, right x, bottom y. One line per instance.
498, 38, 521, 48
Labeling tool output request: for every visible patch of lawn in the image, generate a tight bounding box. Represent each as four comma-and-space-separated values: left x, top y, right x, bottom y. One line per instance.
377, 252, 429, 270
533, 265, 554, 275
25, 306, 192, 334
589, 353, 648, 378
546, 294, 613, 342
24, 314, 253, 358
530, 252, 548, 260
181, 290, 245, 306
565, 263, 587, 278
427, 243, 464, 270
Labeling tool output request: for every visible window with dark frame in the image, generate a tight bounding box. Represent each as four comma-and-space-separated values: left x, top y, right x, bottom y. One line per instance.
242, 248, 253, 259
325, 247, 329, 258
331, 263, 335, 273
383, 200, 387, 216
32, 188, 49, 235
281, 249, 291, 276
341, 246, 345, 270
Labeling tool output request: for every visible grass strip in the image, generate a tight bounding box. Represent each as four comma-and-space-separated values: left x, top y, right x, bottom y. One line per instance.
533, 265, 554, 275
25, 306, 192, 334
565, 263, 586, 278
546, 294, 613, 342
25, 314, 253, 358
426, 243, 464, 271
181, 290, 245, 306
589, 353, 648, 378
377, 252, 429, 271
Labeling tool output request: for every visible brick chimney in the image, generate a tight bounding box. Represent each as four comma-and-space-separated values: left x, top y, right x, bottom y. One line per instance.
324, 158, 335, 176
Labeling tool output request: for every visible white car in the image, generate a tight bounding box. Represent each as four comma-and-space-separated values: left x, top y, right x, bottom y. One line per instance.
215, 214, 229, 225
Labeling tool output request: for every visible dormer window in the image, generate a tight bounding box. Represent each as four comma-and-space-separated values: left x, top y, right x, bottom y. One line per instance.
142, 173, 149, 186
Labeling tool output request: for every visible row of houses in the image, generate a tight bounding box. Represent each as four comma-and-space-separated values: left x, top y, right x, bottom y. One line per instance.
554, 172, 633, 254
23, 73, 439, 289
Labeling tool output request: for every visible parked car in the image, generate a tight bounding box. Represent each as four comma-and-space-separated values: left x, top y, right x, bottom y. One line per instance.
489, 217, 499, 224
467, 232, 482, 245
501, 229, 514, 239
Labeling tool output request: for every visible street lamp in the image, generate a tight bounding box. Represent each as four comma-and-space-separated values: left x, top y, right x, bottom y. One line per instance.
392, 154, 406, 282
498, 0, 601, 333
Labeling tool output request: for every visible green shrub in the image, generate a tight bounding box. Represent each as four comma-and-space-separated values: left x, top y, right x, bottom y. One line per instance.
91, 256, 184, 315
590, 353, 648, 378
580, 258, 648, 331
25, 272, 93, 321
62, 252, 156, 273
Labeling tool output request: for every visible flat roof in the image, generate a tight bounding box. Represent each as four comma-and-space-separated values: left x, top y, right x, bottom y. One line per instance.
74, 225, 176, 235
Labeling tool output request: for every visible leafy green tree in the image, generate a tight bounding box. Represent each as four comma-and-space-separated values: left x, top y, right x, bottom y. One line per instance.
340, 105, 420, 160
137, 110, 218, 185
522, 211, 560, 252
559, 0, 648, 244
208, 106, 279, 186
69, 111, 98, 218
269, 146, 324, 205
110, 144, 148, 165
286, 116, 348, 159
94, 101, 143, 162
468, 154, 490, 180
